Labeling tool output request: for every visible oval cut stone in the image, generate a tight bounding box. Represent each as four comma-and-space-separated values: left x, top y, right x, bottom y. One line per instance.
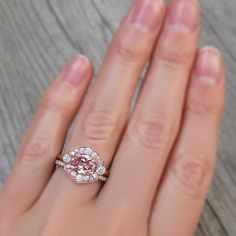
64, 147, 105, 183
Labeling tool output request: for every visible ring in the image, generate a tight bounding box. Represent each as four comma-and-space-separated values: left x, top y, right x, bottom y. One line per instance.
55, 146, 109, 184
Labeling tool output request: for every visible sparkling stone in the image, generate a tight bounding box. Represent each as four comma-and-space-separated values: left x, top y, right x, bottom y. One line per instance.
93, 156, 99, 161
77, 167, 85, 174
92, 152, 97, 158
84, 154, 92, 160
71, 171, 76, 177
85, 147, 92, 154
95, 157, 104, 165
76, 175, 83, 182
79, 147, 85, 154
74, 149, 79, 153
70, 165, 77, 170
96, 166, 106, 175
63, 154, 71, 163
70, 151, 76, 156
66, 164, 71, 169
83, 176, 90, 181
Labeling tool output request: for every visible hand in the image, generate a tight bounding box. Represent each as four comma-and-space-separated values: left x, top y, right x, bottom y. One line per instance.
0, 0, 225, 235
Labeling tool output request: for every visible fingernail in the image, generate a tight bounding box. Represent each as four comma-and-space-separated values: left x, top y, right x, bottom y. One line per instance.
131, 0, 164, 31
60, 55, 89, 86
194, 47, 222, 85
167, 0, 199, 32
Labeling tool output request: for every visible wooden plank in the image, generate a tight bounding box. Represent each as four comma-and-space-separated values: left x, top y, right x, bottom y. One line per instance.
0, 0, 235, 235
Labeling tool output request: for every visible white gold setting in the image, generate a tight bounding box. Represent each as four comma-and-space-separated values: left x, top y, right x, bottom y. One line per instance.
56, 146, 109, 184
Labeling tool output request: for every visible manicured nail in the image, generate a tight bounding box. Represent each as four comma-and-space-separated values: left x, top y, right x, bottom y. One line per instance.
167, 0, 199, 32
60, 55, 89, 86
194, 47, 222, 85
131, 0, 164, 31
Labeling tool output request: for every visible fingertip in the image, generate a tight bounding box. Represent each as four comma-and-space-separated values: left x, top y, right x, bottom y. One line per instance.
194, 46, 223, 86
167, 0, 200, 33
74, 55, 94, 72
131, 0, 165, 32
186, 46, 225, 118
58, 55, 93, 86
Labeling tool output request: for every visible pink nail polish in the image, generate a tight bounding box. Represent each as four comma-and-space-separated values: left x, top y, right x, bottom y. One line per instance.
194, 47, 222, 85
167, 0, 198, 32
131, 0, 164, 31
60, 55, 89, 86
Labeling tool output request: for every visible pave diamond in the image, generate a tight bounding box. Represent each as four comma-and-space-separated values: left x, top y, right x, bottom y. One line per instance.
83, 176, 90, 181
63, 154, 72, 163
85, 147, 92, 154
79, 147, 85, 154
96, 166, 106, 175
70, 151, 76, 156
74, 149, 79, 154
75, 175, 83, 182
71, 171, 77, 177
92, 152, 97, 158
95, 157, 104, 165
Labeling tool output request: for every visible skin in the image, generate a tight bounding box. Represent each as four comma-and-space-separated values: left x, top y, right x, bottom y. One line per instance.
0, 0, 225, 235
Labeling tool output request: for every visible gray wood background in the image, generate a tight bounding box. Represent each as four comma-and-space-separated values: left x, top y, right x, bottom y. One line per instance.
0, 0, 235, 235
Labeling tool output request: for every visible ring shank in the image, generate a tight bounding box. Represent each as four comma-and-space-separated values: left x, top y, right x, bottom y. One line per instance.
55, 147, 109, 184
55, 159, 109, 182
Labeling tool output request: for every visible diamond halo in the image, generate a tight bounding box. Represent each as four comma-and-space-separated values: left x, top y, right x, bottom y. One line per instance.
56, 146, 108, 184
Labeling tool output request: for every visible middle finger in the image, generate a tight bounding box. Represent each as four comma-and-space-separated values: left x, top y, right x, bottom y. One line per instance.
100, 0, 200, 223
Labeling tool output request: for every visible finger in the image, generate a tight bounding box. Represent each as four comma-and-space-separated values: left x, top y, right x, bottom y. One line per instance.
40, 0, 166, 208
100, 0, 200, 222
150, 47, 225, 236
0, 56, 93, 217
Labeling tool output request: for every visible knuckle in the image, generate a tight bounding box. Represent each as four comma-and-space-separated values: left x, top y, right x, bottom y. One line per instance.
172, 153, 213, 198
82, 105, 118, 143
0, 202, 11, 235
97, 208, 126, 235
21, 135, 51, 161
101, 207, 147, 236
102, 217, 125, 236
157, 34, 193, 69
132, 114, 175, 150
41, 91, 61, 111
40, 89, 74, 114
187, 89, 222, 116
112, 37, 145, 62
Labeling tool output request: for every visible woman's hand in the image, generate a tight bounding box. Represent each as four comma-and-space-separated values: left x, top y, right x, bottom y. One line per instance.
0, 0, 225, 235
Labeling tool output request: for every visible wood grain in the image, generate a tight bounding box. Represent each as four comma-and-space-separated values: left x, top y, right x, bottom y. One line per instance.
0, 0, 235, 235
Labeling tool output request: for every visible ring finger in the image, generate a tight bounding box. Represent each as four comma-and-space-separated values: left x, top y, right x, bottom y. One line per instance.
38, 0, 166, 208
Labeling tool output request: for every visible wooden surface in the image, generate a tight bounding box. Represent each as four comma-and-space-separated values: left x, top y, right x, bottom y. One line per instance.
0, 0, 235, 235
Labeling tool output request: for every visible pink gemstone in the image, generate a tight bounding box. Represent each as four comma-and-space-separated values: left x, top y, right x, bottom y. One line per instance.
70, 155, 98, 176
78, 160, 97, 174
88, 162, 97, 172
71, 157, 80, 166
